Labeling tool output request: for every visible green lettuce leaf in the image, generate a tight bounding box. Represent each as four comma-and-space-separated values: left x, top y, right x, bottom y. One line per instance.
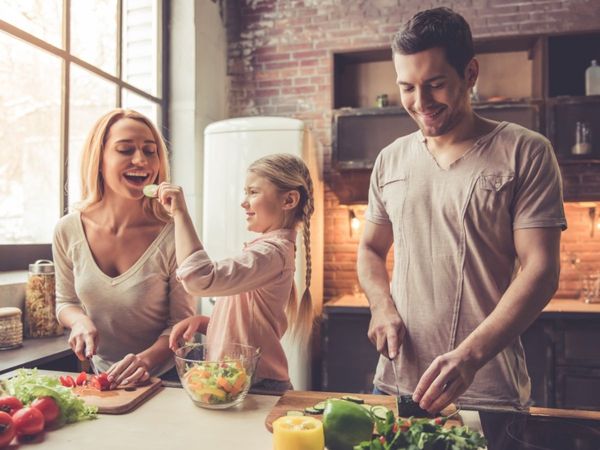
5, 368, 97, 425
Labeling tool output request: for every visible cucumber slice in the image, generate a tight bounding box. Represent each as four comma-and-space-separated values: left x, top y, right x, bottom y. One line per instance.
312, 402, 326, 412
286, 410, 305, 416
304, 407, 321, 415
341, 395, 364, 404
143, 184, 159, 198
371, 405, 389, 420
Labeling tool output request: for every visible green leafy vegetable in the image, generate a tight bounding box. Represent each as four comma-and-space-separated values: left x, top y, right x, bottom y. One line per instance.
354, 410, 486, 450
5, 369, 97, 425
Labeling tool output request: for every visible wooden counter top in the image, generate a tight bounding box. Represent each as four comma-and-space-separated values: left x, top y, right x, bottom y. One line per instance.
325, 294, 600, 314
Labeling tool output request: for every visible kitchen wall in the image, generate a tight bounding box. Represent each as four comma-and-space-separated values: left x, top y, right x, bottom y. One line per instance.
225, 0, 600, 301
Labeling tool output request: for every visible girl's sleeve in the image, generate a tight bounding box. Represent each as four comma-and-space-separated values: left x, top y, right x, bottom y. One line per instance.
52, 222, 84, 318
176, 240, 287, 297
160, 263, 196, 336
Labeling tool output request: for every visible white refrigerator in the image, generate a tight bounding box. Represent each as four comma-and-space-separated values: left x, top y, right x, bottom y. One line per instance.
201, 117, 323, 390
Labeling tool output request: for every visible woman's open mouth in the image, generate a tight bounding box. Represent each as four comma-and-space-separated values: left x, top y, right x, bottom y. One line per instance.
124, 171, 151, 186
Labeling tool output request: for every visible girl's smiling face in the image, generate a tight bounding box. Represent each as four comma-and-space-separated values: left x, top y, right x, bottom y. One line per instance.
241, 172, 287, 233
101, 118, 160, 200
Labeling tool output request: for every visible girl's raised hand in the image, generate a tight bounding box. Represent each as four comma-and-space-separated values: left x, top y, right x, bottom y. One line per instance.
157, 182, 189, 217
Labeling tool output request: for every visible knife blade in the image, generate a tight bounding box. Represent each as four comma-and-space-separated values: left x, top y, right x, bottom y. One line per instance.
88, 357, 100, 376
390, 355, 401, 397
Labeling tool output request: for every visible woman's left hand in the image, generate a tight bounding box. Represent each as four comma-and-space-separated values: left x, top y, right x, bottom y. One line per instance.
106, 353, 150, 388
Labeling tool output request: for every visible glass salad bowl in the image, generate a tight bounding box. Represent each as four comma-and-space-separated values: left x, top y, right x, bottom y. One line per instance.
174, 342, 261, 410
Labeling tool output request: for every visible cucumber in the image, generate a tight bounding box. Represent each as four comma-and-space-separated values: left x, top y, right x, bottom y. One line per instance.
143, 184, 158, 198
304, 407, 321, 415
312, 402, 326, 412
341, 395, 364, 404
286, 410, 305, 416
371, 405, 389, 420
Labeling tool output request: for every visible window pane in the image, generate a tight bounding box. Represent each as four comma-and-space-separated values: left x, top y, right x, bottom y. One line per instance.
0, 0, 62, 48
68, 65, 117, 208
122, 0, 158, 95
0, 32, 61, 244
71, 0, 117, 75
122, 89, 159, 125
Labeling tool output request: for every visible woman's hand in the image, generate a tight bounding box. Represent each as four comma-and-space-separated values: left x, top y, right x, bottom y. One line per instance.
157, 182, 189, 217
169, 315, 210, 351
68, 316, 99, 361
106, 353, 150, 388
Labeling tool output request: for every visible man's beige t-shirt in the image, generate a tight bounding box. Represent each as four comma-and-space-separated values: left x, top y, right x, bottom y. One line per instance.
366, 122, 567, 410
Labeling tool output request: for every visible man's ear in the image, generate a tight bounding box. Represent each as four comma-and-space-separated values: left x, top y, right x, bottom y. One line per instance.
465, 58, 479, 88
282, 190, 300, 210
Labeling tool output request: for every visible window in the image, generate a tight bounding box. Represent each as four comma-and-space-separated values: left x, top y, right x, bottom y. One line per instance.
0, 0, 167, 271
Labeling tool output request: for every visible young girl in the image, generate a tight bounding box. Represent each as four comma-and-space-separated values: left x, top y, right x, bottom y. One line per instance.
158, 153, 315, 393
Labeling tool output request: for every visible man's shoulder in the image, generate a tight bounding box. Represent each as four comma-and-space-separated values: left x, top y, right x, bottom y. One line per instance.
376, 131, 420, 163
497, 122, 552, 154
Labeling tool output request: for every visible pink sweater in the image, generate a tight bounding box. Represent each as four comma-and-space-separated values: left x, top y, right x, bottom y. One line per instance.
176, 229, 296, 382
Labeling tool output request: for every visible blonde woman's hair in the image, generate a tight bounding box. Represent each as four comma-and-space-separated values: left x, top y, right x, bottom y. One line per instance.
248, 153, 315, 341
77, 108, 170, 222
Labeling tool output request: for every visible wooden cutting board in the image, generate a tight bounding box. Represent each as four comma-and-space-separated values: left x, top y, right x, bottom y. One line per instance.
265, 390, 461, 432
71, 376, 163, 414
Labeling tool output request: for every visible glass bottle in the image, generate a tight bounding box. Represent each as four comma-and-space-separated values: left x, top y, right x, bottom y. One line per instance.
571, 121, 592, 155
586, 60, 600, 96
25, 259, 64, 337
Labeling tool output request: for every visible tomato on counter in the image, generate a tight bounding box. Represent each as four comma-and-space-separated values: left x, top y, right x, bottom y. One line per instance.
12, 407, 45, 436
31, 397, 60, 426
0, 396, 23, 416
0, 411, 16, 448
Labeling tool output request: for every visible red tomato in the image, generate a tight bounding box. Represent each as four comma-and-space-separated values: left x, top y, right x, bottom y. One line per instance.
0, 411, 16, 447
75, 371, 88, 386
89, 373, 111, 391
59, 375, 75, 388
0, 396, 23, 416
12, 407, 45, 436
31, 397, 60, 425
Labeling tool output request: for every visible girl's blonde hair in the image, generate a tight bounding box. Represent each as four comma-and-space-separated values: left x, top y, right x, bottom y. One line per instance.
248, 153, 315, 341
77, 108, 170, 222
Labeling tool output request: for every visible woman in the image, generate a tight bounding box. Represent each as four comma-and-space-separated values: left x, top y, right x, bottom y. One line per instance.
53, 109, 195, 387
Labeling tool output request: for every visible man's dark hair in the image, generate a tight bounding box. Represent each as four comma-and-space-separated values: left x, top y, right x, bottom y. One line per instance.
391, 7, 474, 78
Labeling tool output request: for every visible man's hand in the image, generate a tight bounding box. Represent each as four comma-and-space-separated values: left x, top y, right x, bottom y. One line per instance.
368, 301, 406, 360
412, 347, 480, 414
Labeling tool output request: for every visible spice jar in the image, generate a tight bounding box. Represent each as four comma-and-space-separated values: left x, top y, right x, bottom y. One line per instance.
25, 259, 64, 337
0, 307, 23, 350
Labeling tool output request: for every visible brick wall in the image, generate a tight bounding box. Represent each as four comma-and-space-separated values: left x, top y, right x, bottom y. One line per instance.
226, 0, 600, 301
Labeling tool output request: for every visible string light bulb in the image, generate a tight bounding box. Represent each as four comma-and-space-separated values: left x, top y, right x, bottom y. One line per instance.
349, 209, 361, 236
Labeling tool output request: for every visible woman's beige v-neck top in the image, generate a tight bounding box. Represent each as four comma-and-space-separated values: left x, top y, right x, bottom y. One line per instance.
366, 122, 567, 410
53, 212, 195, 375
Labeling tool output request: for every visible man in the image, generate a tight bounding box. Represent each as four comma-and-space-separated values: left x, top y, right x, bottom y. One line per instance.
357, 7, 566, 413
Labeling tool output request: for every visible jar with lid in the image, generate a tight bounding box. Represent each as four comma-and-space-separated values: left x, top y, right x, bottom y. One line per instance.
25, 259, 64, 337
0, 307, 23, 350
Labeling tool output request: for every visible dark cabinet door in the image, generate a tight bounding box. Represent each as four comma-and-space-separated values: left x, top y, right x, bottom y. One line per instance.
321, 308, 379, 393
555, 366, 600, 410
521, 319, 555, 407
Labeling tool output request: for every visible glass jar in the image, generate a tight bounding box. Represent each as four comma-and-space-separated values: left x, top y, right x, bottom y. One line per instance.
0, 307, 23, 350
25, 259, 64, 337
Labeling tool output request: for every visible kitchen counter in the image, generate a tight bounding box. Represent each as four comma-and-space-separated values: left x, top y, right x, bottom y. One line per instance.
1, 370, 599, 450
325, 294, 600, 314
0, 334, 71, 375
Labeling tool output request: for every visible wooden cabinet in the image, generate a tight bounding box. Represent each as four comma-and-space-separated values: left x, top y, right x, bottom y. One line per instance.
331, 31, 600, 204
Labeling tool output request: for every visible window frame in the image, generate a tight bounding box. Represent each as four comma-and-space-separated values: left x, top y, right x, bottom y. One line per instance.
0, 0, 169, 271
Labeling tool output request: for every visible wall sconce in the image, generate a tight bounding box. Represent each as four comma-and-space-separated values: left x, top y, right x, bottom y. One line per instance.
349, 209, 361, 237
576, 202, 599, 238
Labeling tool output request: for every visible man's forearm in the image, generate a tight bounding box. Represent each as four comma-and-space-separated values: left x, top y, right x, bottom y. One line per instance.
357, 243, 394, 309
458, 264, 559, 368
